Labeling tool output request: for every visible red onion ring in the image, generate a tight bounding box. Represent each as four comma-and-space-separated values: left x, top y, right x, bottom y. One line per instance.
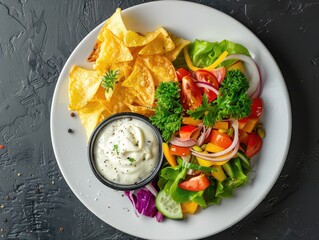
191, 120, 239, 158
250, 79, 261, 98
197, 126, 212, 146
145, 183, 158, 197
222, 54, 260, 97
196, 81, 219, 95
192, 142, 239, 162
170, 137, 197, 147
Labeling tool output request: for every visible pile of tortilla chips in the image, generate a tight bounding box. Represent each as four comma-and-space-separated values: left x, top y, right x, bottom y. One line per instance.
68, 8, 190, 139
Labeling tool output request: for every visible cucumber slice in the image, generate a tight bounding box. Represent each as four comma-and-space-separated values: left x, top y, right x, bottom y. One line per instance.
236, 150, 251, 170
156, 190, 183, 219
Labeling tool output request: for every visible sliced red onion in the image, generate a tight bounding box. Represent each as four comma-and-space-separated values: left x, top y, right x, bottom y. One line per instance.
196, 125, 207, 146
250, 65, 262, 98
196, 81, 219, 95
250, 79, 261, 98
145, 183, 158, 197
192, 142, 239, 162
204, 127, 212, 141
196, 125, 212, 146
222, 54, 260, 97
191, 120, 239, 158
170, 137, 197, 147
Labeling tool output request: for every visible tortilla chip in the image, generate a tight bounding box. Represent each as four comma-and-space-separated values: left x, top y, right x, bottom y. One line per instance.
110, 62, 133, 81
124, 30, 160, 47
103, 83, 135, 113
68, 66, 102, 110
92, 85, 107, 101
98, 108, 112, 123
138, 27, 175, 55
77, 101, 106, 140
94, 29, 133, 73
87, 40, 101, 62
125, 103, 155, 117
98, 8, 127, 42
164, 33, 191, 62
141, 55, 177, 86
122, 58, 155, 107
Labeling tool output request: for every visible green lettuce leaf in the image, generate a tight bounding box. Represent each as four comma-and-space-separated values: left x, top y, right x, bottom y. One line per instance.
188, 39, 250, 68
215, 157, 249, 198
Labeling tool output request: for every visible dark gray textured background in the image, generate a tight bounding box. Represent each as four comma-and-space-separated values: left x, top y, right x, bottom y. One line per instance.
0, 0, 318, 239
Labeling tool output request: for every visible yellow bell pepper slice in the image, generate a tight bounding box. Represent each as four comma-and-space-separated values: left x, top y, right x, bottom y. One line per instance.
196, 152, 214, 167
182, 117, 203, 126
181, 201, 198, 214
183, 47, 200, 71
205, 143, 225, 153
162, 142, 177, 167
227, 60, 245, 73
242, 118, 259, 133
213, 121, 229, 130
204, 51, 229, 71
211, 165, 227, 182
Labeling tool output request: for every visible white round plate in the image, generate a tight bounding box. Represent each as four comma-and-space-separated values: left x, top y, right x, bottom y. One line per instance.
50, 1, 292, 239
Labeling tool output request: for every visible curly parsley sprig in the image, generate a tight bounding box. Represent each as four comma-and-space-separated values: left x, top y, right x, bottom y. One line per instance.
188, 70, 252, 127
150, 82, 183, 142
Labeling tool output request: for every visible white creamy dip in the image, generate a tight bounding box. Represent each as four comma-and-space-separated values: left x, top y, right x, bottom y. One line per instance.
93, 117, 159, 185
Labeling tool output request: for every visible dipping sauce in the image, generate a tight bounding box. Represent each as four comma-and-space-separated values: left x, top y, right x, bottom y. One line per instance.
93, 117, 160, 185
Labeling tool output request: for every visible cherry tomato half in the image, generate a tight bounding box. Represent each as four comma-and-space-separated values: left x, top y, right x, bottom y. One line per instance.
194, 69, 219, 89
249, 97, 263, 118
246, 132, 262, 158
179, 125, 197, 140
211, 67, 226, 83
178, 174, 210, 192
176, 68, 190, 82
181, 76, 203, 111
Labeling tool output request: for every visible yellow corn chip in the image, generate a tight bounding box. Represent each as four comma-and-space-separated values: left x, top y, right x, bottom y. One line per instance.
165, 33, 191, 62
138, 27, 175, 55
98, 8, 127, 42
125, 103, 155, 117
103, 83, 135, 113
68, 66, 102, 110
124, 30, 160, 47
77, 100, 106, 140
110, 62, 133, 81
94, 29, 133, 73
122, 58, 155, 107
87, 40, 101, 62
141, 55, 177, 86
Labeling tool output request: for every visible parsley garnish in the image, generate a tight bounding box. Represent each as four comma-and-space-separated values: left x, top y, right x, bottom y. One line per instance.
188, 70, 251, 127
101, 69, 119, 93
113, 144, 119, 155
127, 157, 135, 162
149, 82, 183, 142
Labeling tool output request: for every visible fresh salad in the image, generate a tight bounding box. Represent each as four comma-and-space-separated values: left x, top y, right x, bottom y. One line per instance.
125, 39, 264, 221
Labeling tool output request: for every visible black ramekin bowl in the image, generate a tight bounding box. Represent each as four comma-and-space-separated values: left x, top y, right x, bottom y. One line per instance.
88, 112, 163, 191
